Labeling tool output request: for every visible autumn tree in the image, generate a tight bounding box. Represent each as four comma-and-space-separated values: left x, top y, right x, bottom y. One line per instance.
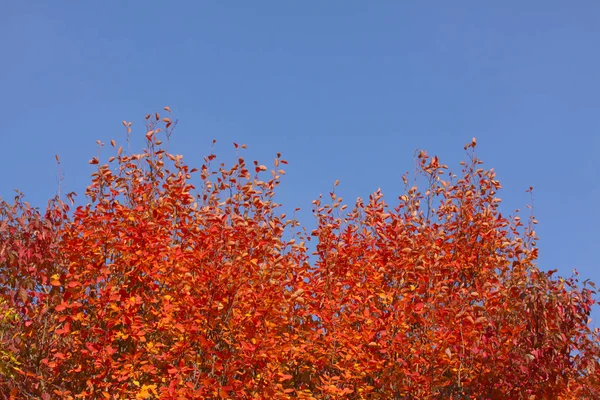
0, 110, 598, 399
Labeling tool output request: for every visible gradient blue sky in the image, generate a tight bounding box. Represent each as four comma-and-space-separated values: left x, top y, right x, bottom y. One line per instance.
2, 2, 599, 321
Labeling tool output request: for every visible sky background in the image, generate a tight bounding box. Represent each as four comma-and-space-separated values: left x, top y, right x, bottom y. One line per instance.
2, 2, 599, 323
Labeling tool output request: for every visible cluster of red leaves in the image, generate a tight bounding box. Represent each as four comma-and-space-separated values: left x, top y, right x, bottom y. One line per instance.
0, 111, 598, 399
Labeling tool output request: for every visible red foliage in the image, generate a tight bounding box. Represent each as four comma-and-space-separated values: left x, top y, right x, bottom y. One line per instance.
1, 111, 598, 399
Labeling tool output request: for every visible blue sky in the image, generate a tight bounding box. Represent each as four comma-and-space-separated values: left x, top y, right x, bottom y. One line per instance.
2, 2, 599, 321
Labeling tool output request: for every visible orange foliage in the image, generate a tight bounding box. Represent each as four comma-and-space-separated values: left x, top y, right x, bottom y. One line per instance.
0, 111, 598, 399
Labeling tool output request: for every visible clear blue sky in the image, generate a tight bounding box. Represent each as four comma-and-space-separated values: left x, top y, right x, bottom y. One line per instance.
3, 2, 599, 322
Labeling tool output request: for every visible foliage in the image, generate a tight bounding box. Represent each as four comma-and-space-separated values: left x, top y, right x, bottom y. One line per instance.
1, 110, 598, 399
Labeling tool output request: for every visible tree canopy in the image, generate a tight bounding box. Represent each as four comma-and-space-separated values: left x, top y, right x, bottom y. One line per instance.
1, 110, 598, 399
